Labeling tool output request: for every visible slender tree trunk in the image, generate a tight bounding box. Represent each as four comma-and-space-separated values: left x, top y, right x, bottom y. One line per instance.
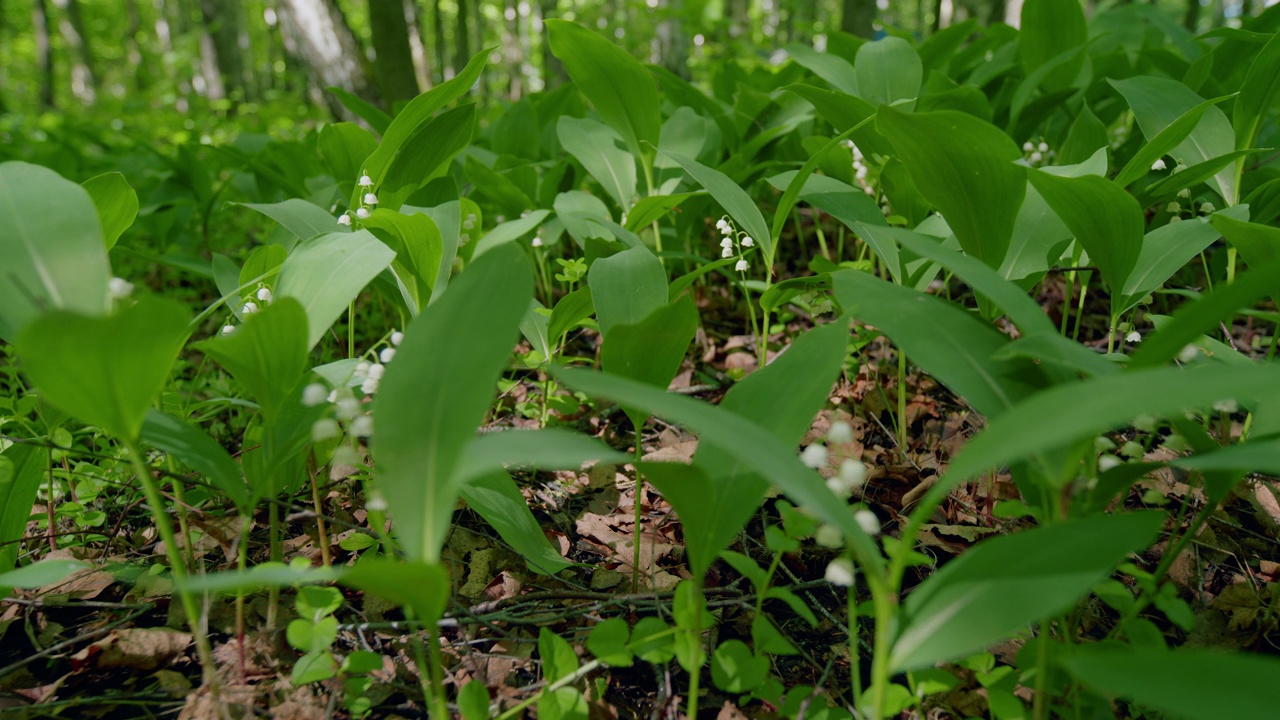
539, 0, 566, 89
842, 0, 876, 38
403, 0, 431, 90
452, 0, 472, 80
198, 0, 251, 101
33, 0, 55, 109
50, 0, 96, 104
655, 0, 690, 79
503, 0, 522, 99
430, 0, 448, 79
277, 0, 380, 117
370, 0, 419, 107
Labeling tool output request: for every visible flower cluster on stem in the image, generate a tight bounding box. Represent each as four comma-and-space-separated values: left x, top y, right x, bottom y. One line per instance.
337, 172, 378, 228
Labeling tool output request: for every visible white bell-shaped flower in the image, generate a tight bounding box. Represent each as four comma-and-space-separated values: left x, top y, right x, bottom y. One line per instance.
824, 557, 855, 586
302, 383, 329, 407
358, 175, 374, 187
734, 259, 750, 273
800, 443, 828, 469
337, 213, 352, 226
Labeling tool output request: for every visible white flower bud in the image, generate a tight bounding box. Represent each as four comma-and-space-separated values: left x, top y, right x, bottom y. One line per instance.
1213, 399, 1239, 414
1170, 216, 1183, 223
800, 444, 828, 469
355, 207, 371, 220
364, 193, 378, 205
853, 508, 880, 536
1177, 188, 1190, 198
336, 397, 360, 420
354, 360, 371, 380
740, 235, 754, 247
734, 259, 750, 272
1037, 142, 1048, 153
360, 377, 380, 395
256, 286, 273, 303
365, 492, 388, 512
1166, 202, 1181, 214
390, 331, 404, 346
1200, 202, 1215, 214
827, 420, 854, 444
379, 347, 396, 363
1126, 331, 1141, 343
311, 418, 341, 442
337, 213, 351, 226
1151, 159, 1167, 171
531, 236, 544, 248
220, 324, 236, 335
332, 445, 359, 468
358, 175, 373, 187
367, 363, 386, 380
108, 277, 134, 300
351, 415, 374, 438
241, 301, 258, 315
1022, 141, 1034, 152
838, 459, 867, 491
722, 247, 735, 259
302, 383, 329, 407
1029, 151, 1043, 164
720, 225, 733, 237
814, 524, 844, 548
824, 557, 855, 586
1177, 344, 1199, 363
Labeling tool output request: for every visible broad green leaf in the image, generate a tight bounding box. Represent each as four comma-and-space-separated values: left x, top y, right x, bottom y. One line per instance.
539, 627, 580, 682
1009, 45, 1088, 128
554, 190, 635, 247
760, 274, 831, 315
175, 561, 340, 595
275, 231, 396, 351
588, 245, 668, 338
361, 209, 444, 313
548, 20, 661, 165
833, 270, 1050, 418
625, 193, 699, 232
193, 298, 309, 422
318, 122, 379, 195
1138, 150, 1260, 207
0, 558, 91, 594
1172, 436, 1280, 475
1060, 103, 1109, 165
1130, 254, 1280, 368
558, 116, 637, 210
1027, 171, 1143, 294
325, 87, 393, 134
538, 688, 588, 720
855, 37, 922, 107
711, 640, 770, 693
587, 617, 633, 666
1110, 77, 1237, 204
237, 200, 343, 244
82, 172, 138, 250
140, 409, 248, 512
455, 428, 627, 485
464, 155, 534, 215
1234, 30, 1280, 153
473, 209, 550, 259
1112, 93, 1236, 190
0, 161, 111, 342
661, 150, 773, 269
460, 471, 574, 574
15, 297, 191, 441
371, 103, 476, 211
785, 84, 893, 157
458, 681, 492, 720
555, 365, 885, 575
0, 445, 44, 574
602, 296, 699, 429
212, 253, 244, 319
373, 243, 533, 562
339, 556, 450, 624
1063, 647, 1280, 720
1212, 212, 1280, 267
765, 172, 886, 232
239, 245, 287, 299
1019, 0, 1087, 92
1117, 206, 1249, 314
891, 512, 1163, 671
876, 107, 1025, 268
784, 43, 859, 95
548, 286, 595, 344
770, 126, 864, 250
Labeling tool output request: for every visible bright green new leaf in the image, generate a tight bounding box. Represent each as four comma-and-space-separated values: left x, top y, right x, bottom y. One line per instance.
373, 243, 533, 562
458, 681, 492, 720
661, 149, 773, 270
82, 172, 138, 250
459, 471, 574, 575
548, 286, 595, 344
625, 193, 699, 232
193, 298, 309, 422
876, 107, 1025, 268
1019, 0, 1087, 92
588, 245, 668, 338
891, 512, 1163, 671
325, 87, 393, 134
1063, 647, 1280, 720
0, 161, 111, 342
237, 199, 342, 246
372, 104, 476, 211
239, 245, 287, 300
1027, 171, 1143, 294
0, 558, 91, 595
361, 209, 444, 313
15, 297, 191, 441
140, 409, 248, 512
473, 209, 550, 259
318, 122, 379, 195
587, 617, 633, 666
275, 230, 396, 351
711, 640, 770, 693
1060, 103, 1109, 165
539, 626, 580, 682
558, 116, 637, 210
855, 37, 922, 107
548, 20, 661, 165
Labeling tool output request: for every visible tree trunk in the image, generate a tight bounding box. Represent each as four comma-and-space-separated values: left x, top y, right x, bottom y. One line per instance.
539, 0, 566, 89
50, 0, 96, 104
842, 0, 876, 38
403, 0, 431, 90
453, 0, 471, 79
33, 0, 55, 109
430, 0, 448, 80
370, 0, 419, 108
198, 0, 250, 101
655, 0, 690, 79
277, 0, 379, 118
503, 0, 522, 98
1183, 0, 1201, 30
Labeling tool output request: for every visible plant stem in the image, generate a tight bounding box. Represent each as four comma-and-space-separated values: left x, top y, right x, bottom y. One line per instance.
495, 658, 605, 720
631, 440, 645, 595
1032, 620, 1053, 720
896, 347, 908, 454
848, 584, 863, 709
122, 440, 217, 688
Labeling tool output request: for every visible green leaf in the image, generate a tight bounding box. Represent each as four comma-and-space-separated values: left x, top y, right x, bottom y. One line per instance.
855, 37, 922, 107
1118, 207, 1249, 314
1062, 647, 1280, 720
661, 150, 773, 269
361, 209, 444, 313
0, 161, 111, 342
891, 512, 1163, 671
785, 84, 892, 157
275, 231, 396, 351
630, 617, 675, 664
548, 20, 660, 165
0, 558, 91, 594
1019, 0, 1086, 92
875, 107, 1026, 268
587, 246, 668, 338
458, 681, 491, 720
1112, 93, 1236, 190
833, 270, 1049, 418
175, 562, 340, 596
456, 428, 627, 485
1060, 103, 1109, 165
784, 43, 859, 95
193, 298, 309, 422
373, 243, 533, 562
587, 617, 633, 666
140, 410, 248, 512
1212, 212, 1280, 267
1027, 171, 1143, 294
81, 172, 138, 250
0, 445, 45, 574
711, 640, 770, 693
372, 104, 475, 211
318, 122, 378, 196
473, 209, 550, 259
625, 193, 699, 232
558, 116, 637, 210
1234, 30, 1280, 153
548, 286, 595, 344
339, 556, 450, 625
538, 687, 588, 720
539, 627, 580, 682
237, 200, 343, 246
325, 87, 393, 134
239, 245, 287, 299
1110, 76, 1238, 204
459, 471, 574, 575
602, 296, 699, 429
15, 297, 191, 441
464, 156, 534, 216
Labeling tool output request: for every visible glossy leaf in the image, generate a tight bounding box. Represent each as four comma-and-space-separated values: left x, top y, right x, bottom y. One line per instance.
0, 161, 111, 342
892, 512, 1163, 671
558, 116, 637, 210
372, 104, 476, 211
588, 245, 668, 338
361, 209, 444, 313
0, 444, 44, 574
1117, 207, 1248, 314
1233, 30, 1280, 152
661, 150, 773, 268
876, 107, 1025, 268
15, 297, 191, 441
275, 230, 396, 351
1212, 212, 1280, 267
237, 200, 343, 244
339, 557, 450, 624
373, 243, 533, 562
855, 36, 922, 107
81, 172, 138, 250
1112, 93, 1235, 190
1019, 0, 1087, 92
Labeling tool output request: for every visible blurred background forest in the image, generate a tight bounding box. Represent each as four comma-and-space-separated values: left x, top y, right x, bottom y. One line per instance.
0, 0, 1271, 134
